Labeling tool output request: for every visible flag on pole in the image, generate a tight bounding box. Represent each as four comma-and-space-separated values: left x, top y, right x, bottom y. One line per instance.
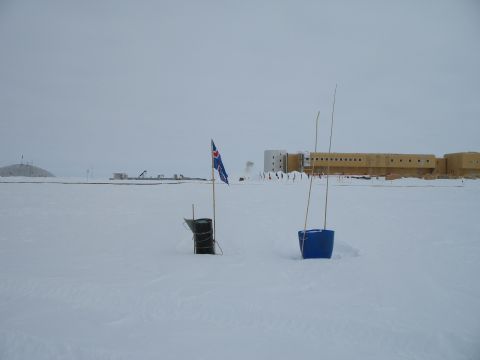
211, 140, 229, 185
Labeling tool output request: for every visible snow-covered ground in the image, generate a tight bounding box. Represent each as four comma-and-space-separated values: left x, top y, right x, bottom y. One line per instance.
0, 177, 479, 359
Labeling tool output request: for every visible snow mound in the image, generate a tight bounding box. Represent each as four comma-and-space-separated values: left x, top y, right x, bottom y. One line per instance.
332, 240, 360, 259
0, 164, 54, 177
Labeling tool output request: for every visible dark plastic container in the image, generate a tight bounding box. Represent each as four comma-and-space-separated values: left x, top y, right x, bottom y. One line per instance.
185, 218, 215, 255
298, 229, 334, 259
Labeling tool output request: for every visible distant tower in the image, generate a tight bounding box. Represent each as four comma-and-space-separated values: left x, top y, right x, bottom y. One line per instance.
264, 150, 287, 172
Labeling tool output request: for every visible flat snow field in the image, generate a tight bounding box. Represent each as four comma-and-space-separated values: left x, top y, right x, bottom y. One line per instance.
0, 177, 479, 360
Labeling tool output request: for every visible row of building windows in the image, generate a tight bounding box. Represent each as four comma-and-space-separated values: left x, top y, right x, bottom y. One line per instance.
304, 157, 432, 164
306, 157, 364, 162
390, 159, 430, 163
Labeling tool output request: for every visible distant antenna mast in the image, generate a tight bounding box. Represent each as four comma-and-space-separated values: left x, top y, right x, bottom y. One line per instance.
324, 84, 337, 230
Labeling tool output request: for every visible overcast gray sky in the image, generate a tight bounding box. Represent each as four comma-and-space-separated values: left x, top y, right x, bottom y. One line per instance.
1, 0, 479, 178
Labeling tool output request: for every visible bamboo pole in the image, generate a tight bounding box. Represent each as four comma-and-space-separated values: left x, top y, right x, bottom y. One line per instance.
211, 143, 216, 249
302, 111, 320, 257
324, 84, 337, 230
192, 204, 195, 254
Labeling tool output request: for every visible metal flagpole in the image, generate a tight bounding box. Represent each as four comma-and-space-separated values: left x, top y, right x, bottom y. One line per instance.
324, 84, 337, 230
211, 141, 216, 246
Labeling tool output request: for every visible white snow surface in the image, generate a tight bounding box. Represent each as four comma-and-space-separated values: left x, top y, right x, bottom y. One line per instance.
0, 177, 479, 359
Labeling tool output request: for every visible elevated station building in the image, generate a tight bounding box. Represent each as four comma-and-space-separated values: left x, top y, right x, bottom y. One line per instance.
264, 150, 480, 179
443, 152, 480, 177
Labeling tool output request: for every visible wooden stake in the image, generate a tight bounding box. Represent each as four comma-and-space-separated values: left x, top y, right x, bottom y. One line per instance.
324, 84, 337, 230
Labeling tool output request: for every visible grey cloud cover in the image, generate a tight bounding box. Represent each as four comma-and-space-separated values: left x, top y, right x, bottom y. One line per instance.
1, 0, 479, 178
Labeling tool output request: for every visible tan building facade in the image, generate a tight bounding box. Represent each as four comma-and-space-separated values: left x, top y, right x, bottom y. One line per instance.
297, 152, 437, 178
444, 152, 480, 177
267, 151, 480, 179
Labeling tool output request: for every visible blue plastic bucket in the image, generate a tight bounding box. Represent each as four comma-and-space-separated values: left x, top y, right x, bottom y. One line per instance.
298, 229, 334, 259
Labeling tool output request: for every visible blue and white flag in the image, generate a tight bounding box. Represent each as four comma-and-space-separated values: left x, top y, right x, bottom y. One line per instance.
211, 140, 229, 185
